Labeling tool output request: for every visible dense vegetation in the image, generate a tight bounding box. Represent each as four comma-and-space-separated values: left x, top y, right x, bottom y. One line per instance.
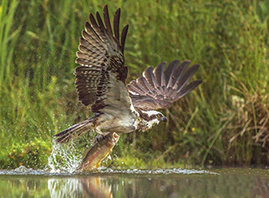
0, 0, 268, 169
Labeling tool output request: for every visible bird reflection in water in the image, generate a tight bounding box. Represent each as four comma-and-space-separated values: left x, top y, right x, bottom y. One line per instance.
48, 176, 113, 198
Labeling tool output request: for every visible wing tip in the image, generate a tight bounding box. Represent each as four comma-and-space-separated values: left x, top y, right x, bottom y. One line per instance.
184, 59, 191, 63
188, 63, 200, 74
115, 7, 121, 15
89, 13, 95, 21
191, 63, 200, 68
104, 4, 108, 10
195, 79, 203, 86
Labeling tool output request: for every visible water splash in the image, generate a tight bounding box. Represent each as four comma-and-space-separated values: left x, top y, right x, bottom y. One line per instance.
47, 140, 82, 173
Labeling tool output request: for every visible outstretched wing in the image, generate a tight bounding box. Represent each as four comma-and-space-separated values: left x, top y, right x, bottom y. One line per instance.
75, 5, 129, 113
127, 60, 202, 110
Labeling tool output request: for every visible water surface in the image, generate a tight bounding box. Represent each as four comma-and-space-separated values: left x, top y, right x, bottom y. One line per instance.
0, 168, 268, 197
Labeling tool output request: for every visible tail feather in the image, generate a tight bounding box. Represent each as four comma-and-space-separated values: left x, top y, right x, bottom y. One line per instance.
54, 120, 93, 143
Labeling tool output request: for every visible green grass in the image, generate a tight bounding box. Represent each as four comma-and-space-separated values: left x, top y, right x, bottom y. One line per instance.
0, 0, 268, 169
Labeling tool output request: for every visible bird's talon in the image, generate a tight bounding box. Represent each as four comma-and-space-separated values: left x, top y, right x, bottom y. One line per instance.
94, 134, 105, 144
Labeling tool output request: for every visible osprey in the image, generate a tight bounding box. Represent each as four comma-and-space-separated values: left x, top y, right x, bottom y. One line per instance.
54, 5, 202, 144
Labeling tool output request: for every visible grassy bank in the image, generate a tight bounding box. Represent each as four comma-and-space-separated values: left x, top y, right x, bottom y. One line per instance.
0, 0, 268, 169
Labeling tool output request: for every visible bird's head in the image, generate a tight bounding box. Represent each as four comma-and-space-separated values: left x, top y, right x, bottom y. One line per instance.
138, 110, 167, 132
156, 112, 168, 123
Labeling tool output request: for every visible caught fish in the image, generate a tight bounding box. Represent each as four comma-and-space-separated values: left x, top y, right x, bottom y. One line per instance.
77, 132, 119, 172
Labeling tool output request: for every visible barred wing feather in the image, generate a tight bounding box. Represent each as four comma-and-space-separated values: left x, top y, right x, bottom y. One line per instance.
127, 60, 202, 110
75, 5, 129, 112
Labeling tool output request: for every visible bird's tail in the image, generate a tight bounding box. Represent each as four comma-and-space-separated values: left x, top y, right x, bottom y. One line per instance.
54, 119, 93, 143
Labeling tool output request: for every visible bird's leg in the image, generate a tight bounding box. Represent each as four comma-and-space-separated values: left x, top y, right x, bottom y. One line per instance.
93, 134, 105, 144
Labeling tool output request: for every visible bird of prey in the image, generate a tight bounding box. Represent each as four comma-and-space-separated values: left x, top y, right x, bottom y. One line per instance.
54, 5, 202, 144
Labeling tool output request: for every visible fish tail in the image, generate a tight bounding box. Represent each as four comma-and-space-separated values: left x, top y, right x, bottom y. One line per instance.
54, 119, 93, 143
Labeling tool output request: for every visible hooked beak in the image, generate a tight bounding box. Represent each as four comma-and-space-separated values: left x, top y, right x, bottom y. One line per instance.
160, 116, 167, 122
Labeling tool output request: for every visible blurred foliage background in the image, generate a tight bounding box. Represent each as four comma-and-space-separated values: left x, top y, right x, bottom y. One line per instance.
0, 0, 268, 169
